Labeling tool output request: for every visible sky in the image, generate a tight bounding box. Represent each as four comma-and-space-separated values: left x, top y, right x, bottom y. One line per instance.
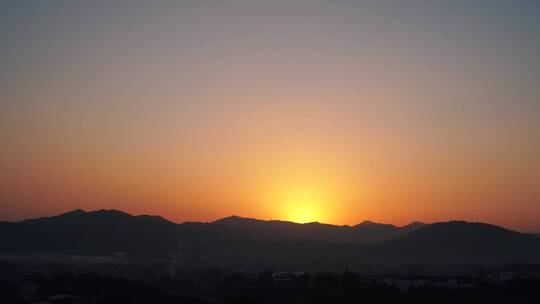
1, 0, 539, 231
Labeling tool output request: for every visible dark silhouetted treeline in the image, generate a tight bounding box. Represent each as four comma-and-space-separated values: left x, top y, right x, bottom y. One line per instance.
2, 261, 540, 304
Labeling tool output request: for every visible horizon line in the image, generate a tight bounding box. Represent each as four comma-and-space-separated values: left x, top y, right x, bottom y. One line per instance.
4, 208, 539, 234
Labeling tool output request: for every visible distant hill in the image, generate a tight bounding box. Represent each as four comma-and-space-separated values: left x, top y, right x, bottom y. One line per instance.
1, 210, 539, 268
0, 209, 180, 258
375, 221, 540, 263
212, 216, 424, 245
351, 220, 426, 244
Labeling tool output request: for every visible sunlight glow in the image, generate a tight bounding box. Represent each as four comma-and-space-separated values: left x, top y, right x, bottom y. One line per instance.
256, 156, 352, 225
282, 189, 326, 223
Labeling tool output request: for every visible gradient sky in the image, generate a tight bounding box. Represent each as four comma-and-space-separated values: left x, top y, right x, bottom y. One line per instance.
1, 0, 539, 231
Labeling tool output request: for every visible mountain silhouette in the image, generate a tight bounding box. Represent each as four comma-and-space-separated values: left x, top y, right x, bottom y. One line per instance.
351, 220, 426, 244
1, 209, 539, 268
375, 221, 540, 263
0, 209, 180, 258
212, 216, 425, 245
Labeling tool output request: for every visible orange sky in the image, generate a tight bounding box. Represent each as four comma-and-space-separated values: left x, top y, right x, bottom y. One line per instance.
1, 1, 539, 232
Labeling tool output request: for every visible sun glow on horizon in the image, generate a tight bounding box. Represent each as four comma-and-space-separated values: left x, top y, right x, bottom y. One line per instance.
255, 155, 357, 225
283, 191, 325, 223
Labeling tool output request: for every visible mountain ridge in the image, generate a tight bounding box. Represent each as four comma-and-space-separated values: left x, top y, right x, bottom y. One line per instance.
1, 209, 539, 267
2, 209, 430, 229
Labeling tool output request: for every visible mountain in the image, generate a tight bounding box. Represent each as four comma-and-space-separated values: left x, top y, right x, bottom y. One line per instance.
212, 215, 263, 226
351, 220, 426, 244
375, 221, 540, 263
400, 221, 427, 233
212, 216, 425, 245
1, 210, 539, 268
0, 209, 181, 258
212, 216, 358, 244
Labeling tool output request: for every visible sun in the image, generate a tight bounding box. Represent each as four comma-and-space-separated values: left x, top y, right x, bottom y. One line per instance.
282, 190, 325, 223
287, 205, 320, 223
259, 164, 344, 224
